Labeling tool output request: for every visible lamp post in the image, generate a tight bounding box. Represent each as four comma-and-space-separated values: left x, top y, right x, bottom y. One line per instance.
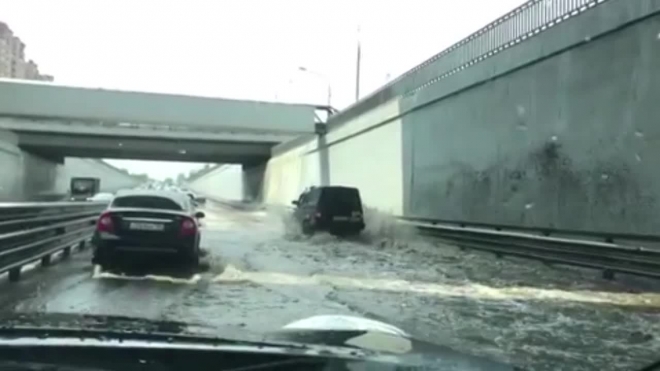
355, 25, 362, 101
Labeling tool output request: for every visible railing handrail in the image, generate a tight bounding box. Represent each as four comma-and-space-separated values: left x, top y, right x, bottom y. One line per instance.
407, 219, 660, 279
329, 0, 607, 127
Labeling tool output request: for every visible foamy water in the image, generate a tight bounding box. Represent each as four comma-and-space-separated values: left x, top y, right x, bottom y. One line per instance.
259, 203, 660, 371
92, 265, 202, 284
109, 200, 658, 371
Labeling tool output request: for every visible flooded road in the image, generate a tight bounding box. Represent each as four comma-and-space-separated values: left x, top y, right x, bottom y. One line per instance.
0, 201, 658, 371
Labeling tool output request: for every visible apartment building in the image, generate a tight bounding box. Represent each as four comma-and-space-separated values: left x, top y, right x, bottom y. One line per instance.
0, 21, 53, 81
0, 22, 13, 77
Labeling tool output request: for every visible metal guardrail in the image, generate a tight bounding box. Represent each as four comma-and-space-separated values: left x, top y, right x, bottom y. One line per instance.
330, 0, 607, 127
403, 219, 660, 280
0, 202, 107, 282
400, 216, 660, 244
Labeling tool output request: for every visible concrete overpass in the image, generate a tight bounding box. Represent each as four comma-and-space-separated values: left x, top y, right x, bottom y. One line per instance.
15, 131, 274, 164
0, 79, 317, 134
192, 0, 660, 236
0, 79, 321, 200
0, 117, 300, 163
0, 79, 318, 163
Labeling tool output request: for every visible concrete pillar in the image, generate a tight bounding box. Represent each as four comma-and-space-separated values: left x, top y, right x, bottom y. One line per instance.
241, 162, 266, 202
21, 150, 62, 201
314, 123, 330, 186
0, 129, 24, 201
317, 134, 330, 186
0, 130, 63, 201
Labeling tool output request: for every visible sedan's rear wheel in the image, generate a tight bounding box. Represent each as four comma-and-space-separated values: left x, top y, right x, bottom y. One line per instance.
93, 246, 115, 269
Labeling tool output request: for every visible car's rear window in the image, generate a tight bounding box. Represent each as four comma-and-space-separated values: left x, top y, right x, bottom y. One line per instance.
71, 179, 96, 194
320, 188, 362, 212
111, 196, 183, 211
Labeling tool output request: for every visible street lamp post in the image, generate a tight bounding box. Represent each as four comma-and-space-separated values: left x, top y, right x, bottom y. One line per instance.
355, 25, 361, 101
298, 67, 331, 107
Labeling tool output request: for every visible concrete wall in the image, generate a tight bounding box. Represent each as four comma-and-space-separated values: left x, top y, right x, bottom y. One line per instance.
404, 12, 660, 234
54, 158, 143, 194
264, 99, 404, 214
188, 165, 243, 201
261, 1, 660, 235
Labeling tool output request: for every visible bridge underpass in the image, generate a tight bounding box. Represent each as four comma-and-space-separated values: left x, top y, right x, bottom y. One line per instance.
0, 128, 141, 201
0, 78, 319, 201
1, 1, 659, 370
17, 132, 272, 164
12, 130, 271, 201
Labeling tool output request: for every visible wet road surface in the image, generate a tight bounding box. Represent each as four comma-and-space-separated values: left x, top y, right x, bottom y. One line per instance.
0, 201, 659, 371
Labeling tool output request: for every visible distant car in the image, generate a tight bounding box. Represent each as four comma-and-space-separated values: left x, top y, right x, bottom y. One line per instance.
91, 190, 205, 270
291, 186, 365, 237
86, 192, 114, 203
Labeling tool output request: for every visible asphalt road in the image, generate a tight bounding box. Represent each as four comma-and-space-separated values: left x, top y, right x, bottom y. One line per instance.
0, 202, 659, 371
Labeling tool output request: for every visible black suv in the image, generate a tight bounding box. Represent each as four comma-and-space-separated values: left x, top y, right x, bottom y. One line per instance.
291, 186, 365, 236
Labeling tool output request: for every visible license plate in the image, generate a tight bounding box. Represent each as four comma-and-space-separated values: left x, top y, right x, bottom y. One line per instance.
129, 222, 164, 231
333, 216, 350, 221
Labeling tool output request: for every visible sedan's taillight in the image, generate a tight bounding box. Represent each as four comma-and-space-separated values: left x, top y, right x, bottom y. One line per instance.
97, 212, 114, 233
180, 218, 197, 236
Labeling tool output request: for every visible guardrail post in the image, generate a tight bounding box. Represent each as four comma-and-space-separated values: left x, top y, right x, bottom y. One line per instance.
43, 226, 66, 266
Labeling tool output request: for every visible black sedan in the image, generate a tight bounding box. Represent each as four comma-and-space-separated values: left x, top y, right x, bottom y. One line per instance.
91, 190, 204, 270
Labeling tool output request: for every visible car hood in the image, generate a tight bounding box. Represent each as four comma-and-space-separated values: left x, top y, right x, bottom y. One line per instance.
0, 312, 194, 335
0, 313, 517, 370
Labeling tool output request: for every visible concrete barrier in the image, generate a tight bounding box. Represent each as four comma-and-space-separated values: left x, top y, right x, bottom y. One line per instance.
187, 165, 243, 201
258, 1, 660, 236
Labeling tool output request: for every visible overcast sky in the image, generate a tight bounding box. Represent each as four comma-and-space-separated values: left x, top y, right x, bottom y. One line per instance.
1, 0, 525, 180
